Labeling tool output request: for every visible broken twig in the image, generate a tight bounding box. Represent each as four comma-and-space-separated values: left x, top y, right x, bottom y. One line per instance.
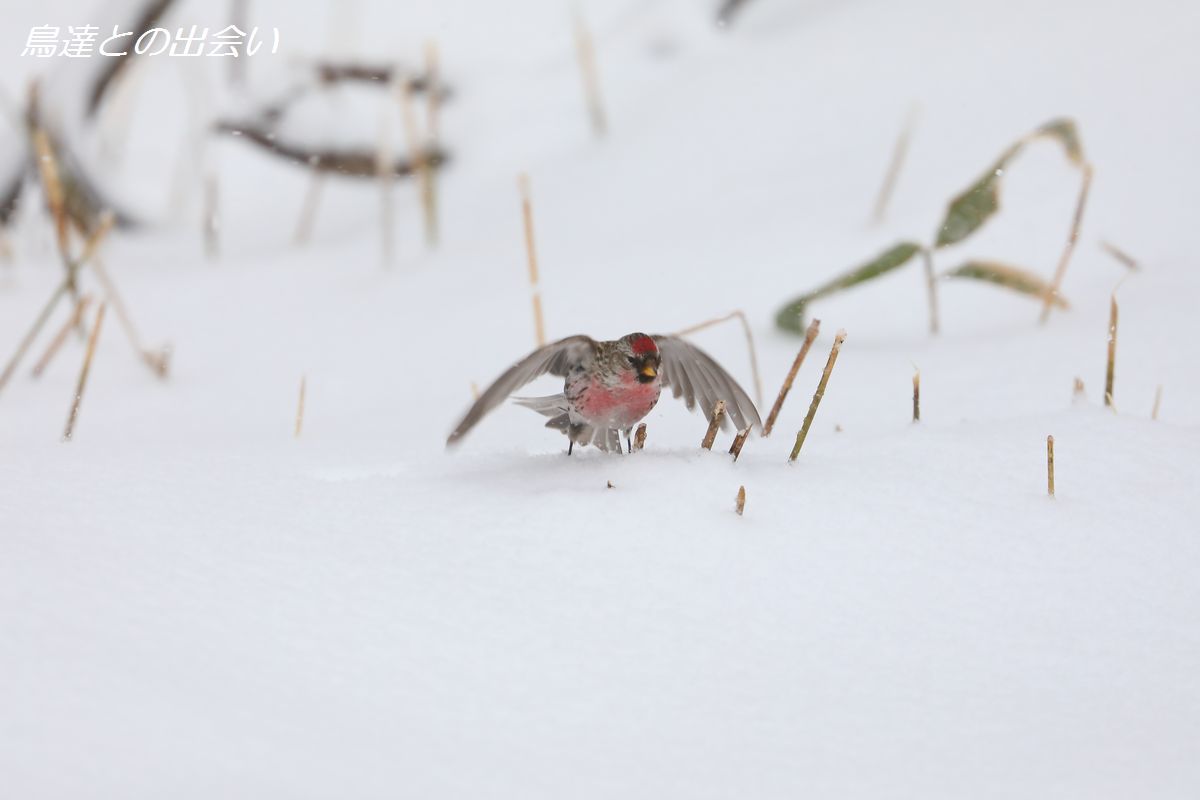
763, 317, 819, 436
728, 428, 750, 462
633, 423, 647, 452
701, 400, 726, 450
789, 330, 846, 462
216, 121, 446, 178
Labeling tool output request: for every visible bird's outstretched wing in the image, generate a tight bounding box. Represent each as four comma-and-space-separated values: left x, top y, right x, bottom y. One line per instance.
653, 335, 762, 433
447, 336, 596, 446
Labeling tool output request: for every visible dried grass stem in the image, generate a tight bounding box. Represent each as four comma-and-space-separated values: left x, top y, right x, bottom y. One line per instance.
701, 400, 726, 450
763, 317, 819, 436
789, 330, 846, 462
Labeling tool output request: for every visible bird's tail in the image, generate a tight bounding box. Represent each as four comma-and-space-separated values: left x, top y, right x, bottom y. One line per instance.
513, 393, 568, 416
513, 395, 622, 451
513, 394, 573, 432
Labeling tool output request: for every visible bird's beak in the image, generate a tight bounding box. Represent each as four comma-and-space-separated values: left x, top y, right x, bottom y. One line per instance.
640, 364, 657, 379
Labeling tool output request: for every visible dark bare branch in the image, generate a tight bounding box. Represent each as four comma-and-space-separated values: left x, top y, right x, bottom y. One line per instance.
315, 63, 444, 96
85, 0, 180, 118
214, 121, 448, 178
716, 0, 756, 26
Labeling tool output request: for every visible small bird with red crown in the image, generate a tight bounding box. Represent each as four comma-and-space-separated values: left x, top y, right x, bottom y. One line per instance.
447, 333, 761, 453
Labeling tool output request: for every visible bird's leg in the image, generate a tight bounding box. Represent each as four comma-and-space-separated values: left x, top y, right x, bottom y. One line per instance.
568, 440, 574, 456
625, 429, 632, 454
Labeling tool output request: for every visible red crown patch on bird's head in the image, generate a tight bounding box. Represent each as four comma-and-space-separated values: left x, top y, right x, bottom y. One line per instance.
629, 334, 658, 355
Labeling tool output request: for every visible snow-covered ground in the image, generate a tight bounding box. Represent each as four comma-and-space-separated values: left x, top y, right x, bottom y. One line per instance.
2, 0, 1199, 797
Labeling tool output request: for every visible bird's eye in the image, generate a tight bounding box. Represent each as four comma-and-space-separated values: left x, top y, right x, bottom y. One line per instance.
628, 356, 638, 366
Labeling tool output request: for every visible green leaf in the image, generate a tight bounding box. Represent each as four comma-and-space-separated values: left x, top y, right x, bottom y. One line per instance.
935, 169, 1001, 248
934, 117, 1085, 249
1034, 118, 1085, 165
944, 260, 1068, 308
775, 300, 811, 334
775, 241, 922, 334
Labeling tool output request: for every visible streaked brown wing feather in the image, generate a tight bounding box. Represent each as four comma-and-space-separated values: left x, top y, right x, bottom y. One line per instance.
653, 335, 762, 433
447, 335, 595, 446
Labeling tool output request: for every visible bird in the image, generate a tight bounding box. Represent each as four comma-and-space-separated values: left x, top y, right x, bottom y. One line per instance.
447, 332, 762, 453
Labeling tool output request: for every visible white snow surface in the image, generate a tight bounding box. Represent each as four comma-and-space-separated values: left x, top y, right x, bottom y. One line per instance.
3, 0, 1200, 797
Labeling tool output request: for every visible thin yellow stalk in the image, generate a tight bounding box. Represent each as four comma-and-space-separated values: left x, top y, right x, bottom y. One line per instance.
89, 255, 170, 377
78, 211, 116, 266
294, 375, 307, 438
1046, 435, 1055, 498
1039, 163, 1093, 323
735, 485, 746, 516
399, 79, 436, 248
921, 247, 940, 335
293, 172, 325, 245
530, 294, 546, 349
1104, 292, 1117, 407
872, 104, 918, 224
1099, 240, 1139, 271
32, 128, 70, 262
423, 41, 441, 245
63, 303, 107, 442
572, 6, 607, 137
32, 294, 92, 377
789, 330, 847, 462
425, 41, 441, 142
518, 174, 546, 346
518, 174, 540, 285
763, 317, 820, 436
203, 171, 219, 260
377, 97, 395, 267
